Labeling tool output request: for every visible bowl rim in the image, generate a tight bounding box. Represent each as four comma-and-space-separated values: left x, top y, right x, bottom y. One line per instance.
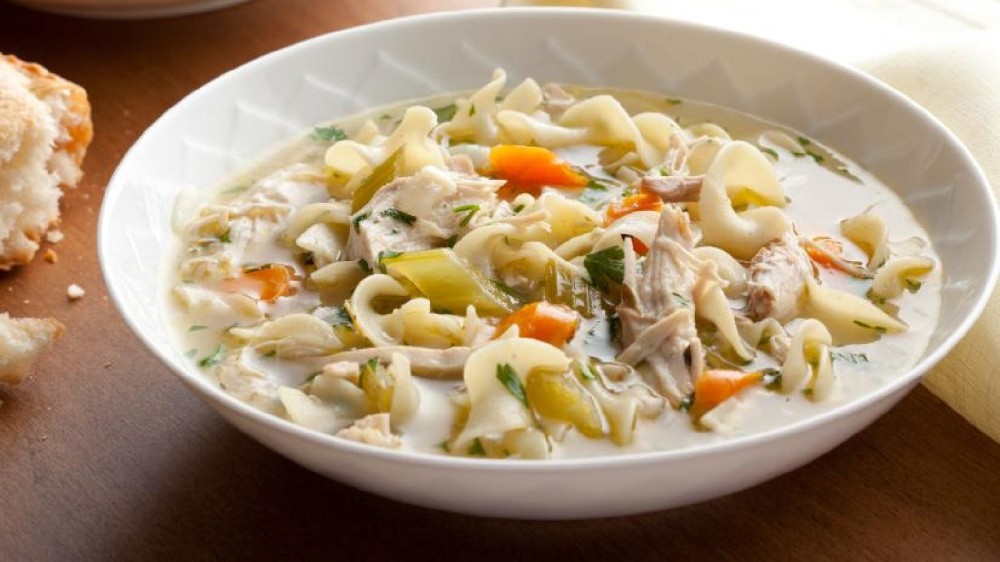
99, 7, 999, 472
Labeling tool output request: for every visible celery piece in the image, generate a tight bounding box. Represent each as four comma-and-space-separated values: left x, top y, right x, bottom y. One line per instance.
543, 260, 602, 318
382, 248, 517, 316
526, 366, 604, 438
359, 359, 395, 414
351, 147, 404, 213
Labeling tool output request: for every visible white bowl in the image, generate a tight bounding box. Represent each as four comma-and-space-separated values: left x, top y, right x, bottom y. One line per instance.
99, 8, 999, 519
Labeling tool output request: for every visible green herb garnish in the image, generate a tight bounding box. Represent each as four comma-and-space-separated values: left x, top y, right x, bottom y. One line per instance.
381, 207, 417, 226
490, 279, 526, 303
445, 234, 459, 248
512, 204, 525, 214
583, 246, 625, 292
578, 178, 612, 207
312, 126, 348, 142
221, 184, 248, 195
831, 351, 869, 364
217, 228, 231, 244
671, 291, 692, 308
358, 259, 371, 273
761, 368, 782, 391
187, 324, 208, 332
468, 438, 487, 457
324, 306, 353, 328
852, 320, 887, 334
469, 103, 477, 117
678, 394, 694, 413
496, 363, 529, 407
807, 151, 824, 164
666, 98, 682, 105
198, 345, 225, 368
904, 279, 922, 293
760, 147, 779, 160
453, 204, 481, 227
352, 211, 371, 234
184, 348, 198, 359
432, 103, 458, 123
798, 136, 811, 147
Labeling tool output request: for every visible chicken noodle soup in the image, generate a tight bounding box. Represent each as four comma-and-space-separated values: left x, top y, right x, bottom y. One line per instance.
167, 70, 940, 459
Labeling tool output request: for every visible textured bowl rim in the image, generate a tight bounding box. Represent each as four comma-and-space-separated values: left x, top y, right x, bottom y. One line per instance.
100, 7, 999, 473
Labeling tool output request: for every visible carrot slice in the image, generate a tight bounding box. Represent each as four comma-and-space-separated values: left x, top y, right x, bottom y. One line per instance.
806, 236, 847, 271
689, 369, 763, 419
604, 192, 663, 225
225, 264, 297, 303
624, 235, 649, 256
494, 301, 580, 347
489, 145, 587, 197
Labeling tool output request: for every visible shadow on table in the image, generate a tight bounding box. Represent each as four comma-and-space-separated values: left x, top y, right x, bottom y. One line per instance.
93, 387, 1000, 561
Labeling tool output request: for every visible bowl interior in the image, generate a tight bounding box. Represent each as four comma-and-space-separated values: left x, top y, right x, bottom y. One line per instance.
100, 9, 998, 466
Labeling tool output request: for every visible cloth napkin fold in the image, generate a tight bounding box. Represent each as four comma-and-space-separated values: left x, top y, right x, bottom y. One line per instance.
861, 34, 1000, 443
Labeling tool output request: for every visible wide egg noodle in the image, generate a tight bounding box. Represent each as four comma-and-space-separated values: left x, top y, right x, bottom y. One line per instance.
450, 337, 570, 454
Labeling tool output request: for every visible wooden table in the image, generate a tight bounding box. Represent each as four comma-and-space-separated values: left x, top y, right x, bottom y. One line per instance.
1, 1, 998, 559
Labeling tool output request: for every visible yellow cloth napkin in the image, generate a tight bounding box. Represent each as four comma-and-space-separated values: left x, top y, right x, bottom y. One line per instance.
861, 34, 1000, 443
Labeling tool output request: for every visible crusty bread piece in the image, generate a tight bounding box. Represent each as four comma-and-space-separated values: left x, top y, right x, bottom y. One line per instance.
0, 54, 92, 270
0, 313, 64, 385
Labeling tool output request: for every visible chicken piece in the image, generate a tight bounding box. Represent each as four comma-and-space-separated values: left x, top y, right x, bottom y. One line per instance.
323, 346, 471, 380
346, 170, 501, 266
336, 413, 402, 449
616, 206, 705, 404
747, 233, 814, 323
640, 175, 703, 203
0, 314, 64, 384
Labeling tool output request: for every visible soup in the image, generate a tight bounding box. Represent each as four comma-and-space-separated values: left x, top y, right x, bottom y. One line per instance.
166, 70, 939, 459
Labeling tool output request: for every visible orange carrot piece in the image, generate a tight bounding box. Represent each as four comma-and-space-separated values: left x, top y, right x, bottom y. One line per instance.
689, 369, 763, 419
624, 235, 649, 256
489, 145, 587, 197
604, 192, 663, 225
806, 236, 847, 271
494, 301, 580, 347
225, 264, 297, 303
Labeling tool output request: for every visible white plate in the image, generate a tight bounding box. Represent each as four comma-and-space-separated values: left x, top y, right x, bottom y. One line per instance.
8, 0, 253, 19
98, 8, 998, 519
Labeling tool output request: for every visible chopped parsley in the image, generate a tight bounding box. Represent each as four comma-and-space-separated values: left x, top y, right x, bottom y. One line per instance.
671, 291, 692, 308
381, 207, 416, 226
305, 371, 322, 383
512, 204, 525, 214
807, 151, 824, 164
759, 147, 779, 160
608, 313, 621, 342
490, 279, 525, 303
352, 211, 371, 234
432, 103, 458, 123
852, 320, 887, 334
187, 324, 208, 332
904, 279, 922, 293
678, 394, 694, 413
453, 204, 481, 227
217, 228, 231, 244
198, 345, 225, 368
496, 363, 529, 407
583, 246, 625, 292
312, 126, 348, 142
802, 387, 815, 397
324, 306, 353, 328
445, 234, 459, 248
761, 368, 782, 391
666, 98, 682, 105
578, 178, 612, 207
358, 259, 372, 273
831, 351, 870, 364
221, 184, 248, 195
469, 103, 477, 117
798, 136, 812, 147
468, 438, 487, 456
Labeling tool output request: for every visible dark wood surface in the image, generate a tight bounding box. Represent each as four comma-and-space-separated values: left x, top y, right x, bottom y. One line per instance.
1, 1, 998, 560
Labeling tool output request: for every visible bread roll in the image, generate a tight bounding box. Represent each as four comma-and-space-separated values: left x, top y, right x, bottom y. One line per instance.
0, 54, 92, 270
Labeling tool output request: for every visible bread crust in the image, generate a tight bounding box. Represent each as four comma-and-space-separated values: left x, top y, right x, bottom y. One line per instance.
0, 53, 92, 270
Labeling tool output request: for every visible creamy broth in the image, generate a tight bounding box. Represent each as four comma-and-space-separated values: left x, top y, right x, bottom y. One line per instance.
165, 73, 939, 459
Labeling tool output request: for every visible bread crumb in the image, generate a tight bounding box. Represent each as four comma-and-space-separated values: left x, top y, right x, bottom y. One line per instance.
46, 229, 65, 244
43, 249, 57, 263
67, 284, 85, 300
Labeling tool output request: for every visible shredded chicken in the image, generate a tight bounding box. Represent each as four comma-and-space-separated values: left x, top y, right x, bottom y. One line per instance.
617, 206, 705, 404
747, 233, 814, 322
640, 175, 704, 203
336, 413, 401, 449
324, 346, 471, 379
346, 170, 501, 265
